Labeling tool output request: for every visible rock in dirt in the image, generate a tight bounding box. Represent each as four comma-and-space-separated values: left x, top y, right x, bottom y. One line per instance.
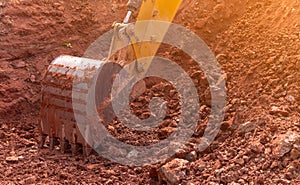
250, 141, 264, 154
272, 131, 300, 158
158, 127, 177, 139
86, 164, 100, 170
269, 106, 289, 117
294, 121, 300, 128
220, 120, 231, 131
186, 151, 198, 162
12, 60, 26, 68
238, 121, 256, 134
285, 95, 296, 104
290, 145, 300, 160
158, 158, 189, 185
30, 74, 36, 83
234, 158, 245, 166
25, 176, 37, 184
6, 156, 19, 163
193, 159, 206, 171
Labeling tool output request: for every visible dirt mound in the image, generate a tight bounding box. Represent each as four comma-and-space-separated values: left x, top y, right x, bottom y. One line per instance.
176, 0, 255, 45
0, 0, 300, 184
0, 0, 126, 121
189, 0, 300, 183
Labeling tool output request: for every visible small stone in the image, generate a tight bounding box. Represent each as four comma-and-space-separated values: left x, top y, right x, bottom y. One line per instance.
29, 149, 37, 153
18, 156, 24, 160
272, 131, 300, 158
158, 158, 189, 185
238, 121, 256, 135
158, 127, 177, 139
220, 121, 231, 131
285, 172, 293, 180
255, 175, 265, 184
111, 3, 118, 12
242, 155, 250, 162
195, 159, 206, 171
270, 106, 289, 117
250, 141, 264, 154
269, 124, 279, 132
234, 158, 245, 166
238, 179, 246, 184
30, 75, 36, 83
294, 121, 300, 128
24, 176, 37, 184
102, 169, 116, 178
285, 95, 296, 104
278, 178, 291, 184
270, 161, 278, 169
174, 148, 188, 159
260, 134, 271, 144
264, 147, 272, 155
290, 147, 300, 160
262, 161, 271, 170
186, 151, 197, 162
134, 167, 142, 174
213, 160, 222, 169
59, 173, 68, 180
58, 6, 64, 11
13, 60, 26, 68
2, 123, 8, 131
6, 156, 19, 163
86, 164, 100, 170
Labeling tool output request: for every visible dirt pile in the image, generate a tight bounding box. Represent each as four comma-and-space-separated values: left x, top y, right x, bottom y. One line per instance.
0, 0, 127, 121
0, 0, 300, 184
182, 0, 300, 183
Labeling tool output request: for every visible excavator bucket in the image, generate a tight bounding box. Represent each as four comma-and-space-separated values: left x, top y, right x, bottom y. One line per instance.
39, 55, 122, 155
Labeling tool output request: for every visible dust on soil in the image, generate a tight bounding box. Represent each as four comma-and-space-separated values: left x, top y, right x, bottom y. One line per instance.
0, 0, 300, 184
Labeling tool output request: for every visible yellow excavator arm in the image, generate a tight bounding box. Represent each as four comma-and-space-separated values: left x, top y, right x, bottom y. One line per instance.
110, 0, 183, 75
134, 0, 183, 58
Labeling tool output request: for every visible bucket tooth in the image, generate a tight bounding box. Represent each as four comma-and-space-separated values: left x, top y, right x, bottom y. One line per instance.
61, 139, 68, 154
49, 128, 55, 151
49, 137, 57, 151
83, 145, 93, 157
82, 125, 93, 157
71, 127, 78, 155
60, 124, 67, 153
39, 134, 47, 149
71, 143, 78, 155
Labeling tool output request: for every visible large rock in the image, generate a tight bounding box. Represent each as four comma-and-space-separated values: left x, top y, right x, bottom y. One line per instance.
272, 131, 300, 158
158, 158, 189, 185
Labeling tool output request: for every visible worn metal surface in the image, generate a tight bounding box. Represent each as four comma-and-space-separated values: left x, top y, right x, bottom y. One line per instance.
40, 56, 121, 155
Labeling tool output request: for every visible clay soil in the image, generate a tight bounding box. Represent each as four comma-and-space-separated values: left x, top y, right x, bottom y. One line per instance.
0, 0, 300, 184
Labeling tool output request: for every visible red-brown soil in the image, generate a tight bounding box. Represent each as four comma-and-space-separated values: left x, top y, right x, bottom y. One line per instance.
0, 0, 299, 184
